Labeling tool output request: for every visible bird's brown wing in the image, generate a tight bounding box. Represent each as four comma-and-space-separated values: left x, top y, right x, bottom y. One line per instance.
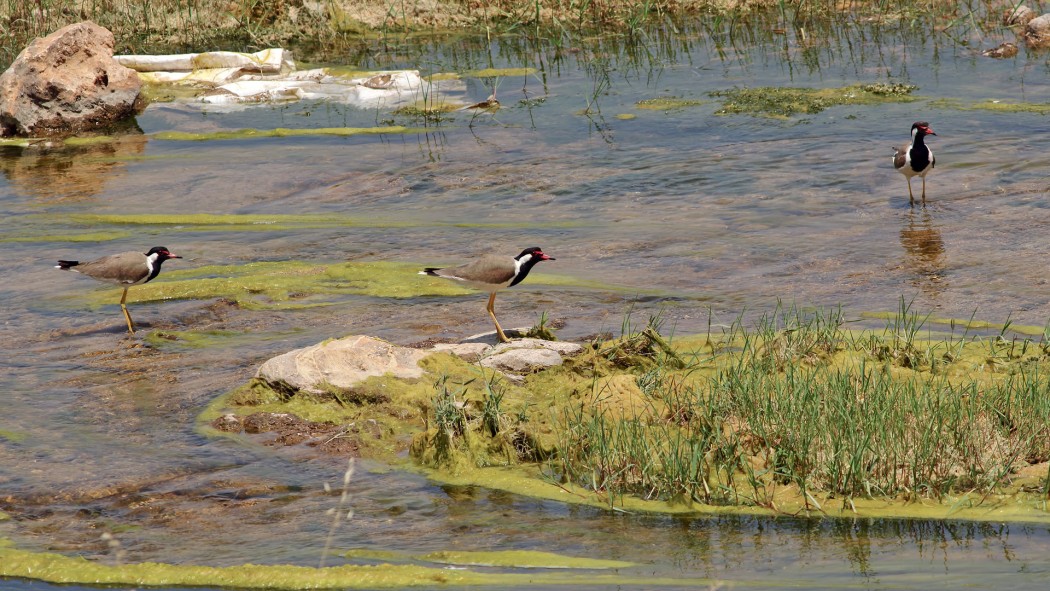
76, 251, 149, 284
893, 144, 908, 170
435, 254, 516, 287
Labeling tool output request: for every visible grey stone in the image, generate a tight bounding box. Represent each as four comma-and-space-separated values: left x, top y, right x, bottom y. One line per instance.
480, 347, 565, 374
0, 21, 143, 137
428, 342, 492, 362
256, 335, 427, 393
488, 338, 584, 357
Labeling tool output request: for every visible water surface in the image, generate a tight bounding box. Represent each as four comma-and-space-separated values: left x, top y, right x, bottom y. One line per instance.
2, 12, 1050, 590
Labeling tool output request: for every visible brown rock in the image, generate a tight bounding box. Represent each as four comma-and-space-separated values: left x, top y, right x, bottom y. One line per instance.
1005, 5, 1036, 26
1024, 14, 1050, 49
982, 42, 1019, 59
0, 21, 143, 137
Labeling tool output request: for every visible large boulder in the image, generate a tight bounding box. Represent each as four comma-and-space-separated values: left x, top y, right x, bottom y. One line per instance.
257, 335, 428, 393
0, 21, 143, 137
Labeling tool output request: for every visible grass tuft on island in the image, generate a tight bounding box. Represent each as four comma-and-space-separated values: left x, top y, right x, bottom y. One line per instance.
214, 300, 1050, 522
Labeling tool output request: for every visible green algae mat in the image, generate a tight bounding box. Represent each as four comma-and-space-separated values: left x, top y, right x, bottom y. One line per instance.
0, 544, 712, 589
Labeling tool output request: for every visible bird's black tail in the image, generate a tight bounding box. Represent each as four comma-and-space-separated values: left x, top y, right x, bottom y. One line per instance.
56, 260, 80, 270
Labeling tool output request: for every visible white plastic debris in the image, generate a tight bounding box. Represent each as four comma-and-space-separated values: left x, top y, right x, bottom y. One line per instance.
116, 48, 467, 109
116, 48, 291, 73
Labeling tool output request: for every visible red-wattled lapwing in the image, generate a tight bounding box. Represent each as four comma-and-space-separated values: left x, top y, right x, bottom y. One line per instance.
893, 121, 937, 206
56, 246, 181, 333
420, 247, 554, 343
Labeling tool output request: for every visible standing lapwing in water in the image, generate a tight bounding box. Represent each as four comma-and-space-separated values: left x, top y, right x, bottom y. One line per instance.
893, 121, 937, 206
57, 246, 182, 333
420, 247, 555, 343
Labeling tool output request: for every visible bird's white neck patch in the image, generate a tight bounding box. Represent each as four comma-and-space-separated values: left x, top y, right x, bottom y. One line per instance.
515, 254, 532, 274
145, 252, 159, 273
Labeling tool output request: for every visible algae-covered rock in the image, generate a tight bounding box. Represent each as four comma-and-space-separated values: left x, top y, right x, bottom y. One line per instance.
256, 335, 427, 393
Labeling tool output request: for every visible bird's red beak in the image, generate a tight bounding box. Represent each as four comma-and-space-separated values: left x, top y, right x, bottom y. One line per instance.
925, 127, 936, 136
539, 253, 554, 261
167, 252, 182, 259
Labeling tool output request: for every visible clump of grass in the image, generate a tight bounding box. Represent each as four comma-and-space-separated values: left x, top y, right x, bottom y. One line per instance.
319, 458, 356, 568
547, 304, 1050, 511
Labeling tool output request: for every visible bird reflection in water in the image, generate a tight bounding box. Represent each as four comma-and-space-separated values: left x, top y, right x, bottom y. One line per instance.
899, 209, 946, 298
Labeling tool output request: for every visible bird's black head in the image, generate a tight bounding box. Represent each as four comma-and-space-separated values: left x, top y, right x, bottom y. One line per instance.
146, 246, 182, 260
515, 247, 555, 262
912, 121, 936, 137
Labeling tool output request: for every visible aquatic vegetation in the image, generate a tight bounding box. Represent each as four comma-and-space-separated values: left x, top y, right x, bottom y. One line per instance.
463, 67, 538, 78
0, 429, 26, 443
54, 213, 591, 233
0, 231, 132, 244
635, 96, 706, 110
92, 261, 474, 308
710, 84, 918, 118
936, 99, 1050, 114
0, 542, 696, 589
152, 127, 422, 141
220, 302, 1050, 521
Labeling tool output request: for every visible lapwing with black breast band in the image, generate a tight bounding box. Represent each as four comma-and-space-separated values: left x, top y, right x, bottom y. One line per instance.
893, 121, 937, 206
420, 247, 555, 343
57, 246, 181, 333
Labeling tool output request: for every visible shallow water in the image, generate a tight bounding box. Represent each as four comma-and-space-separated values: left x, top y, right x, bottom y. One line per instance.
3, 11, 1050, 590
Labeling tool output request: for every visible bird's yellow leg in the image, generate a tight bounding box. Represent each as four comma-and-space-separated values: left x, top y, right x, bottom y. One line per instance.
119, 287, 135, 333
907, 179, 915, 207
487, 292, 509, 343
921, 177, 927, 205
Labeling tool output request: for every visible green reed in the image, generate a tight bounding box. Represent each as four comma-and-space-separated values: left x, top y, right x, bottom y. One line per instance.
1, 0, 1015, 71
550, 304, 1050, 508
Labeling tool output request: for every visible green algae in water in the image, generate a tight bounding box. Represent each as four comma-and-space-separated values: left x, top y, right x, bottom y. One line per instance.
419, 550, 634, 569
860, 311, 1046, 337
938, 98, 1050, 114
53, 213, 591, 233
635, 96, 706, 110
152, 126, 423, 141
0, 429, 27, 443
0, 544, 711, 589
0, 231, 131, 244
463, 67, 537, 78
345, 548, 634, 569
146, 329, 245, 349
710, 84, 919, 118
97, 261, 474, 307
78, 256, 652, 308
